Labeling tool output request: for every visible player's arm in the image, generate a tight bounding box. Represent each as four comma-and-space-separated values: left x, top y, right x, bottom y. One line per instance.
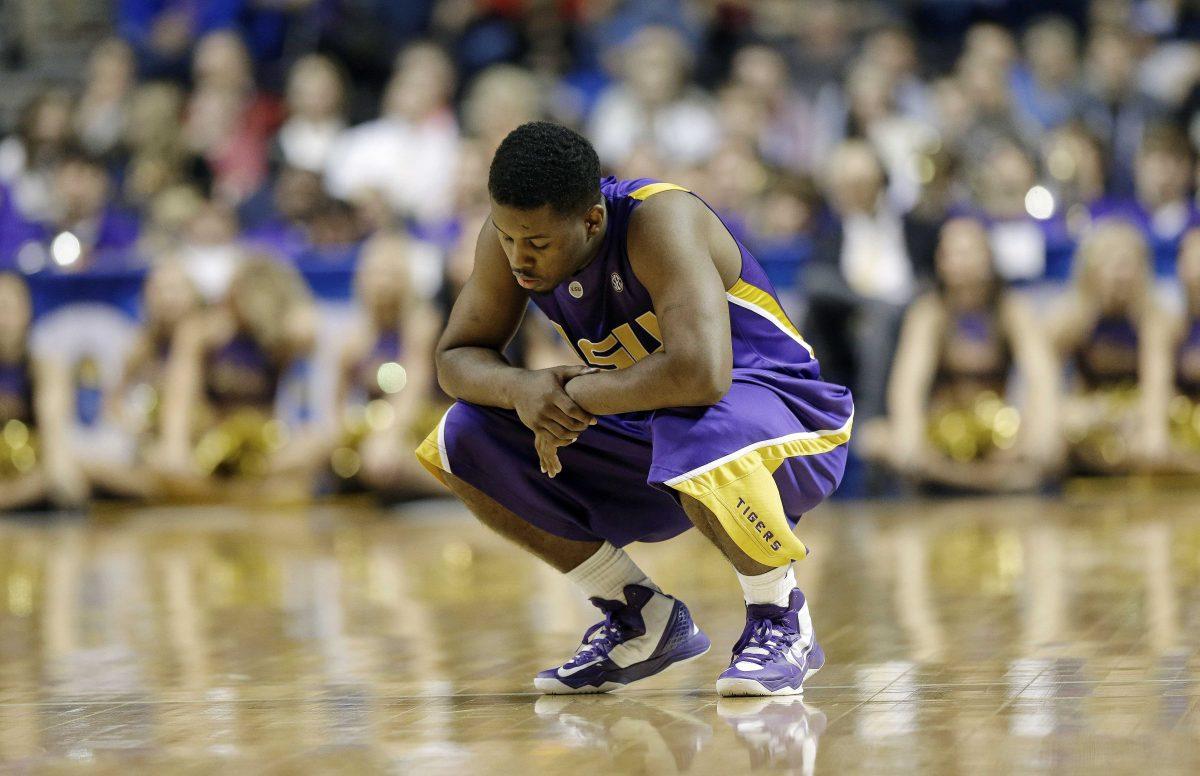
564, 192, 733, 415
436, 220, 596, 438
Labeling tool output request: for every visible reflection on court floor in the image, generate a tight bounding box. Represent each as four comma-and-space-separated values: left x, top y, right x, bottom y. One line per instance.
0, 494, 1197, 774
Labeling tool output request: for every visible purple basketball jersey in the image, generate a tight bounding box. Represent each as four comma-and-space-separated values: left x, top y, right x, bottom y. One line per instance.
529, 177, 820, 380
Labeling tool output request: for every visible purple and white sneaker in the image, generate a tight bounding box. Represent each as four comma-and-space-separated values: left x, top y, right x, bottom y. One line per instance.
715, 589, 823, 697
534, 584, 711, 694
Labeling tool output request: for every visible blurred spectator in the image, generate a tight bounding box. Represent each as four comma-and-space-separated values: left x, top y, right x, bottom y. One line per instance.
1090, 122, 1197, 276
1050, 218, 1167, 474
0, 272, 85, 510
328, 233, 443, 497
746, 171, 820, 311
723, 43, 816, 173
276, 54, 347, 175
76, 39, 137, 161
183, 31, 284, 204
1156, 226, 1200, 472
968, 138, 1075, 282
118, 0, 243, 79
6, 149, 140, 274
122, 82, 205, 208
0, 89, 75, 225
861, 24, 935, 126
1011, 15, 1085, 141
955, 30, 1025, 164
324, 42, 459, 226
863, 218, 1060, 492
157, 255, 320, 499
589, 25, 721, 168
462, 64, 542, 156
87, 260, 203, 498
1080, 25, 1167, 195
177, 197, 242, 301
803, 140, 937, 421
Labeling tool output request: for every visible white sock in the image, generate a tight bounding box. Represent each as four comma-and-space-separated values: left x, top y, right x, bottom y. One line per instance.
566, 542, 659, 602
737, 564, 796, 607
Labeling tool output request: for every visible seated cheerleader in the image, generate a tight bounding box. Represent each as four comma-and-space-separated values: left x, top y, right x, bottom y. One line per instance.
85, 260, 204, 498
864, 218, 1061, 492
328, 232, 444, 497
1146, 227, 1200, 472
0, 272, 86, 510
157, 255, 321, 500
1049, 218, 1170, 474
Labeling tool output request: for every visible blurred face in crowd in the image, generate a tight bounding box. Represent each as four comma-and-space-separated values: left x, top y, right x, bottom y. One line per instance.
1082, 222, 1150, 314
1024, 17, 1078, 87
23, 90, 74, 158
847, 62, 896, 125
54, 158, 109, 222
462, 65, 540, 149
977, 142, 1036, 218
936, 218, 995, 308
958, 55, 1010, 113
87, 39, 135, 101
864, 27, 919, 78
386, 44, 454, 122
126, 83, 184, 151
193, 31, 253, 93
286, 56, 344, 121
186, 200, 238, 246
144, 262, 199, 332
0, 274, 32, 358
357, 235, 411, 325
1087, 31, 1136, 98
1178, 228, 1200, 308
490, 199, 605, 294
1135, 144, 1190, 209
827, 141, 885, 216
964, 23, 1017, 72
274, 166, 325, 223
704, 141, 768, 213
622, 26, 690, 106
1044, 125, 1106, 203
731, 45, 790, 103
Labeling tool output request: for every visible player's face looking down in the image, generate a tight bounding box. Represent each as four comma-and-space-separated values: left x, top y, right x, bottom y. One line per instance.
490, 200, 606, 294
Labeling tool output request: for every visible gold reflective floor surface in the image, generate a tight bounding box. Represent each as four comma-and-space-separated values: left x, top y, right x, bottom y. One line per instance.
0, 493, 1198, 774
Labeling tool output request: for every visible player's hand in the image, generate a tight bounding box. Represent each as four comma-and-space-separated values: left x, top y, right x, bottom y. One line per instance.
513, 365, 599, 446
535, 428, 566, 478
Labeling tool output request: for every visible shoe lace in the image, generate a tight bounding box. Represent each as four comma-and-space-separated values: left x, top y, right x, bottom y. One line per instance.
565, 603, 627, 667
737, 617, 798, 666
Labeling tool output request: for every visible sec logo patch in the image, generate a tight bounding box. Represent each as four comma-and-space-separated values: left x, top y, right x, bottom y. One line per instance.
611, 273, 623, 292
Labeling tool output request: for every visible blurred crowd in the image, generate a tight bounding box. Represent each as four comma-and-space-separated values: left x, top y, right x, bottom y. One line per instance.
4, 0, 1200, 509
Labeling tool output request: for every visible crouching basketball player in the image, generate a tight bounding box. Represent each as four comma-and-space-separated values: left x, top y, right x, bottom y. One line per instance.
416, 123, 853, 696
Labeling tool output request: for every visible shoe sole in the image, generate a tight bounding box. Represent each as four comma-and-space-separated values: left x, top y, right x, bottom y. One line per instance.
534, 641, 712, 695
715, 662, 821, 698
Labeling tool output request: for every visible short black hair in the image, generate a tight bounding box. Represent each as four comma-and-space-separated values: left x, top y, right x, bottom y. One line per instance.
488, 122, 601, 215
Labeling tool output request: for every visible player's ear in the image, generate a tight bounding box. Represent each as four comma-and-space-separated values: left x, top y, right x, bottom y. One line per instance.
584, 203, 604, 236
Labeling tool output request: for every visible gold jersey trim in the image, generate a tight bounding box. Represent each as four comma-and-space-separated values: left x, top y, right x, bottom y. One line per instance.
725, 279, 815, 358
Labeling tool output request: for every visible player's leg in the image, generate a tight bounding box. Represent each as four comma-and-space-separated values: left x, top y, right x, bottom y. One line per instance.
678, 491, 823, 697
650, 375, 853, 697
416, 401, 710, 693
440, 469, 602, 572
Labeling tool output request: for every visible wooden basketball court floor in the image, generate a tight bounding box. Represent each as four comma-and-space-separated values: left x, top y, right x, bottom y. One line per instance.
0, 491, 1197, 774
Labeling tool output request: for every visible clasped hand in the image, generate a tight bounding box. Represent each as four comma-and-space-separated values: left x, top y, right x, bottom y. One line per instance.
512, 365, 598, 477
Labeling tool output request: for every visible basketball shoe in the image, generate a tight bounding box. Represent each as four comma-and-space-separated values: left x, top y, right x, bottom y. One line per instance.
715, 589, 823, 697
534, 584, 711, 694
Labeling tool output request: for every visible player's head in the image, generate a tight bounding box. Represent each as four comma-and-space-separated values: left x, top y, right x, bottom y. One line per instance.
488, 122, 604, 293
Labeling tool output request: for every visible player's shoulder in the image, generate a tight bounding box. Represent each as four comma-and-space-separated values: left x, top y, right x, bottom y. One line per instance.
625, 180, 706, 242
